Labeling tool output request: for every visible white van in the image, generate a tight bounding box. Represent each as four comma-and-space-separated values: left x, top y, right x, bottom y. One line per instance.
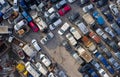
35, 62, 48, 76
70, 27, 81, 40
58, 22, 70, 35
25, 62, 41, 77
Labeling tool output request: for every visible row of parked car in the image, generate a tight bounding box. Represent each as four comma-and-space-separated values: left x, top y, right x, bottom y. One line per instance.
50, 0, 120, 77
0, 0, 70, 77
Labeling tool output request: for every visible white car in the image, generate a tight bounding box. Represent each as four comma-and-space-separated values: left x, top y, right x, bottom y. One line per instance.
35, 62, 48, 76
109, 4, 119, 16
44, 7, 55, 18
58, 22, 70, 35
118, 41, 120, 47
40, 54, 52, 67
70, 27, 81, 40
66, 33, 77, 46
117, 0, 120, 9
40, 32, 54, 45
14, 19, 27, 31
82, 4, 94, 13
34, 17, 48, 32
49, 19, 62, 30
48, 7, 55, 14
48, 72, 58, 77
68, 0, 76, 3
31, 39, 41, 51
98, 69, 109, 77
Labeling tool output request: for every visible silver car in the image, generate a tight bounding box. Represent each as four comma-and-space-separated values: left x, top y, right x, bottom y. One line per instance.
104, 27, 115, 38
55, 0, 67, 9
109, 4, 119, 16
40, 32, 54, 45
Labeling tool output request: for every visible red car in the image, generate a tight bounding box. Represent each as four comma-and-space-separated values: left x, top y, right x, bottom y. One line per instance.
58, 4, 71, 16
28, 21, 39, 32
89, 32, 101, 43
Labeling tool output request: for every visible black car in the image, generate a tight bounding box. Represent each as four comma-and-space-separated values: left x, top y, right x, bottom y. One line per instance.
68, 12, 80, 22
95, 0, 108, 8
116, 17, 120, 26
102, 7, 114, 22
50, 0, 60, 3
62, 40, 74, 54
78, 0, 89, 7
78, 64, 91, 73
45, 12, 59, 24
109, 41, 120, 52
82, 73, 90, 77
91, 0, 98, 2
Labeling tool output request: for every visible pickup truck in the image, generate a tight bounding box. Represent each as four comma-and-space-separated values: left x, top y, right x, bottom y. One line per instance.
76, 46, 93, 63
81, 36, 96, 51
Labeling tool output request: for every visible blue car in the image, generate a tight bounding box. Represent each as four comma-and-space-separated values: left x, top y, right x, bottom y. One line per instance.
19, 0, 28, 11
94, 50, 115, 74
93, 11, 105, 25
94, 51, 109, 67
0, 12, 3, 21
22, 11, 32, 22
106, 65, 115, 74
88, 69, 99, 77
